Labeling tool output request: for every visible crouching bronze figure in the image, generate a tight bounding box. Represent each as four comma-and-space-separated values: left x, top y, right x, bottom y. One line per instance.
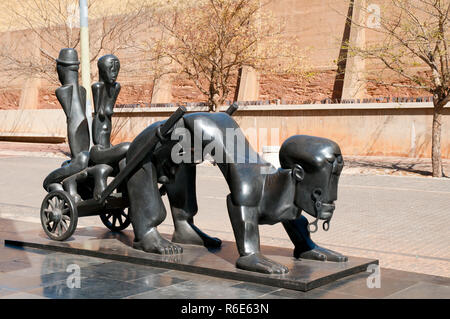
126, 111, 347, 274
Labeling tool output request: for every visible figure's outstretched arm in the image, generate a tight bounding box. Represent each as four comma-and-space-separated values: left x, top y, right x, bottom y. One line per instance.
227, 196, 288, 274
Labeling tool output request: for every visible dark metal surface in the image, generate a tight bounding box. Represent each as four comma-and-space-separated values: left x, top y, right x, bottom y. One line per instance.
40, 50, 350, 278
98, 106, 186, 203
100, 209, 131, 232
90, 54, 130, 167
40, 190, 78, 241
42, 49, 90, 190
225, 102, 239, 116
126, 111, 348, 275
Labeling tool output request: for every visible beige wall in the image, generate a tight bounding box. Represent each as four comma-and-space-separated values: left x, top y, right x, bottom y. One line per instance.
268, 0, 348, 70
231, 107, 449, 159
1, 104, 448, 159
0, 0, 438, 108
0, 109, 66, 142
0, 1, 386, 89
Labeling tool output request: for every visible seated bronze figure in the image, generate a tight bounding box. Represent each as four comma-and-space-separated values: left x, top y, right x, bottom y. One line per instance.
61, 54, 130, 203
90, 54, 130, 167
42, 48, 90, 191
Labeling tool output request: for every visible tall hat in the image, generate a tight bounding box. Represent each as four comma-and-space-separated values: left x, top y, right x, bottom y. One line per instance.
56, 48, 80, 65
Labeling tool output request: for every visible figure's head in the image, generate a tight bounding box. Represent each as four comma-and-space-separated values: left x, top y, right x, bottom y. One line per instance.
56, 48, 80, 84
98, 54, 120, 84
279, 135, 344, 221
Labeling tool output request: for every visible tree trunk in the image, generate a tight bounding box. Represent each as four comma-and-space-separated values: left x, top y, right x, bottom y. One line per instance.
431, 100, 444, 177
209, 93, 221, 112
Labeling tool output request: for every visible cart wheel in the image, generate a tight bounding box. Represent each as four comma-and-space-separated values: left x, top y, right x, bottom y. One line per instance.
100, 208, 131, 232
41, 191, 78, 241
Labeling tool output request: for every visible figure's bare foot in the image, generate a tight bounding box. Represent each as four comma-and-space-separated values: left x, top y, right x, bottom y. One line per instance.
236, 253, 289, 274
133, 228, 183, 255
172, 222, 222, 249
295, 246, 348, 262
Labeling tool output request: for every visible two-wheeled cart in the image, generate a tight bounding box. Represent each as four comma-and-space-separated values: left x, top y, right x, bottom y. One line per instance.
40, 106, 187, 241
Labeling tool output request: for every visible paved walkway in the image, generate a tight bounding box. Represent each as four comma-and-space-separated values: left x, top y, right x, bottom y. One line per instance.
0, 219, 449, 299
0, 144, 449, 280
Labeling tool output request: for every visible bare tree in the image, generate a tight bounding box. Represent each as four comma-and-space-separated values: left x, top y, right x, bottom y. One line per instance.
157, 0, 308, 112
345, 0, 449, 177
0, 0, 160, 84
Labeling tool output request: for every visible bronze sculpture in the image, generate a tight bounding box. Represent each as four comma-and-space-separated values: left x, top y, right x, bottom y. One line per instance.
41, 49, 347, 275
42, 48, 90, 191
44, 51, 129, 204
126, 112, 347, 274
90, 54, 129, 166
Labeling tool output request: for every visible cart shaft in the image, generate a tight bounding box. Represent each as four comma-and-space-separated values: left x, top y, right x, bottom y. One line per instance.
97, 106, 186, 204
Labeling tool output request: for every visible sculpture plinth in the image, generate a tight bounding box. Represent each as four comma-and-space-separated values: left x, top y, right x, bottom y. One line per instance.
5, 227, 378, 292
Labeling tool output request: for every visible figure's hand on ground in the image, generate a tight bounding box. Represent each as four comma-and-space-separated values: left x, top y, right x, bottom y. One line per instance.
134, 228, 183, 255
236, 253, 289, 274
295, 246, 348, 262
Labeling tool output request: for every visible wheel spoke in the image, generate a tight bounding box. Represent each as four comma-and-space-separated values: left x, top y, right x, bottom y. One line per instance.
113, 216, 117, 227
57, 222, 63, 236
118, 216, 124, 226
41, 192, 77, 240
50, 221, 57, 233
48, 199, 55, 210
55, 198, 62, 209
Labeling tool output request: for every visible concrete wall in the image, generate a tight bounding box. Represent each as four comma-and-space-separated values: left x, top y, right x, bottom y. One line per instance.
0, 109, 66, 142
0, 0, 405, 107
230, 105, 450, 159
1, 103, 448, 159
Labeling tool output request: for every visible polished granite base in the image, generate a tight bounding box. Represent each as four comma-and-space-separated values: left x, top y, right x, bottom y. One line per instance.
4, 227, 378, 292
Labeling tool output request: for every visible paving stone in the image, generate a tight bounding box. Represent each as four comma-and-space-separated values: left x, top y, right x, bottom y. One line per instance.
0, 156, 449, 298
27, 277, 155, 299
386, 282, 450, 299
